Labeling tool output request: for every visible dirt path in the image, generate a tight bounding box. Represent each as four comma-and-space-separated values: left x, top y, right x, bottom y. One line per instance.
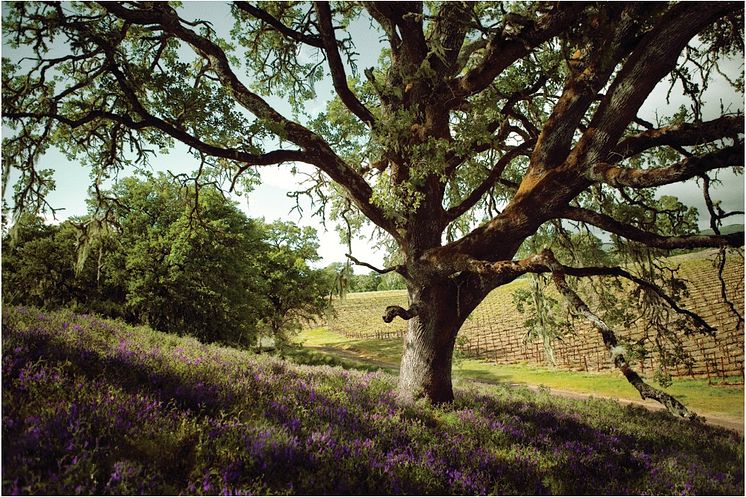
306, 345, 743, 434
486, 381, 744, 434
311, 346, 400, 370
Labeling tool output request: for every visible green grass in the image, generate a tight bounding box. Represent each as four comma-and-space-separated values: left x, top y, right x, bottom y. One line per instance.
6, 305, 744, 495
296, 327, 744, 421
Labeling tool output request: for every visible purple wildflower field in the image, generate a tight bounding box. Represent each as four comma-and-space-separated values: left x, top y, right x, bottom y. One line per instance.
2, 305, 743, 495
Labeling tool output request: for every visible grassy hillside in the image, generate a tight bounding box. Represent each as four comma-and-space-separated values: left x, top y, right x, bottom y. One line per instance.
3, 306, 744, 495
296, 327, 744, 421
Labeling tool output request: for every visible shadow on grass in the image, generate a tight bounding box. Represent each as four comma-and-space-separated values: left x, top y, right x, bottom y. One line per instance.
453, 367, 512, 384
283, 347, 389, 373
4, 312, 744, 495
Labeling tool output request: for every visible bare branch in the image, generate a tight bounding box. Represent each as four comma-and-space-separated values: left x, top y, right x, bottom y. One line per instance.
446, 146, 525, 222
383, 303, 421, 323
233, 2, 324, 47
561, 266, 715, 335
715, 247, 744, 333
558, 206, 744, 250
345, 253, 407, 277
612, 115, 743, 161
313, 2, 375, 126
590, 143, 743, 188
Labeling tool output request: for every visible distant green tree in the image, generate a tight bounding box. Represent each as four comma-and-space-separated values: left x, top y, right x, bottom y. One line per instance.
85, 174, 267, 346
322, 262, 352, 300
3, 175, 331, 348
349, 272, 382, 293
376, 273, 407, 291
256, 220, 330, 345
3, 215, 77, 307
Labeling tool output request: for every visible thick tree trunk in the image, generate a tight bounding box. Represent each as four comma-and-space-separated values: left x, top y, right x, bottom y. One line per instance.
396, 281, 468, 403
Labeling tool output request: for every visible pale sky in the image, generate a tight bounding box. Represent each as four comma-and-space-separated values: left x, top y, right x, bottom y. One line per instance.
2, 2, 744, 271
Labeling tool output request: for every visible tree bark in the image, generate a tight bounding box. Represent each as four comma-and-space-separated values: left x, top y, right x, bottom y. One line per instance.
396, 280, 469, 404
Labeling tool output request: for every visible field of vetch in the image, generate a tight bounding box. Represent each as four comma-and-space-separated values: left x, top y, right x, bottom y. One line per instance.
2, 305, 743, 495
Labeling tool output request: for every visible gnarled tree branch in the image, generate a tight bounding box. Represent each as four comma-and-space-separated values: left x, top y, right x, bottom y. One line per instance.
313, 2, 376, 126
448, 3, 586, 104
589, 143, 744, 188
345, 253, 408, 277
612, 115, 743, 161
233, 2, 324, 48
558, 206, 744, 250
383, 303, 421, 323
96, 1, 399, 241
574, 2, 740, 167
538, 249, 698, 420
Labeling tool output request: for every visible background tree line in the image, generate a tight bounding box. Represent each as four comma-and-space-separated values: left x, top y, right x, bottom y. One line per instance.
2, 173, 333, 349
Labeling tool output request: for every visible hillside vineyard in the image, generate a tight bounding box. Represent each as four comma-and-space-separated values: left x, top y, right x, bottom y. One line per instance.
328, 250, 744, 381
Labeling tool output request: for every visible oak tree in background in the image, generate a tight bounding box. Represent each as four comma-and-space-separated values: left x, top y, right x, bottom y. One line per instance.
2, 214, 97, 309
3, 2, 744, 415
101, 173, 267, 345
256, 220, 331, 345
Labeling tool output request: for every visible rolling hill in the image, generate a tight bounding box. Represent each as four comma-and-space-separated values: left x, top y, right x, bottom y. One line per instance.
3, 305, 743, 495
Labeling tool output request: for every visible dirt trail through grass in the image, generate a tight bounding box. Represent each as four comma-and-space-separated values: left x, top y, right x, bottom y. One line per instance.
474, 378, 744, 434
300, 339, 744, 434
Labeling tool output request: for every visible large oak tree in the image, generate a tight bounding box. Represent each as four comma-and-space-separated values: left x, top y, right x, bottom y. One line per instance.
3, 1, 744, 416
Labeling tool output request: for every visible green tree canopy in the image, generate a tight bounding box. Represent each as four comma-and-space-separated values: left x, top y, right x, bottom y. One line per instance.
101, 173, 267, 345
256, 220, 331, 344
3, 174, 331, 347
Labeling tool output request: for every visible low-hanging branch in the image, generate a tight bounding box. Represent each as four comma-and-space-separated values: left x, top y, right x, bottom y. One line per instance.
563, 265, 715, 335
345, 253, 408, 277
536, 249, 698, 420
